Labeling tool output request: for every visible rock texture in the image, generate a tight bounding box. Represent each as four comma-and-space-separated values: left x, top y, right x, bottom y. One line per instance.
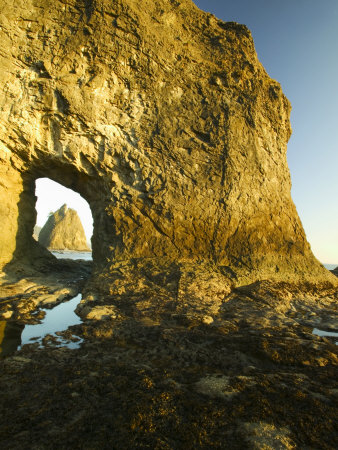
0, 0, 336, 287
0, 272, 337, 448
38, 204, 90, 251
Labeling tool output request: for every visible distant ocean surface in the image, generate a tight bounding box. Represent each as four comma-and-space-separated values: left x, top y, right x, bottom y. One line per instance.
50, 252, 336, 270
51, 251, 92, 261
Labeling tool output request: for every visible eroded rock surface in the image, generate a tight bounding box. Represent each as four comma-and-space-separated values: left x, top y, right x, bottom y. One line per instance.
0, 279, 337, 449
38, 204, 90, 251
0, 0, 335, 288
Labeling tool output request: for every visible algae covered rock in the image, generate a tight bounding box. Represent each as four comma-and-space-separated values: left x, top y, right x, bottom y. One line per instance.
38, 204, 90, 251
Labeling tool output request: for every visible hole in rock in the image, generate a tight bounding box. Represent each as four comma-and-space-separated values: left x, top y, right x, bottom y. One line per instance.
34, 178, 93, 260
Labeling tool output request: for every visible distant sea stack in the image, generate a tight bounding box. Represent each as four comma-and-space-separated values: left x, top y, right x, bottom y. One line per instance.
38, 204, 90, 252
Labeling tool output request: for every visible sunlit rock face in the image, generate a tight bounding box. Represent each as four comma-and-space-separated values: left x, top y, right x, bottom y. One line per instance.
38, 204, 90, 251
0, 0, 334, 284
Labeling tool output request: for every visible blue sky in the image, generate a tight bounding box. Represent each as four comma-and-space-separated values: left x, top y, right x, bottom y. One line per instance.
194, 0, 338, 264
36, 0, 338, 264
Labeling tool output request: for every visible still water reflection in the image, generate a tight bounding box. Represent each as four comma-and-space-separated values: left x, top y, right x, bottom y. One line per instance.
0, 294, 83, 357
0, 252, 90, 357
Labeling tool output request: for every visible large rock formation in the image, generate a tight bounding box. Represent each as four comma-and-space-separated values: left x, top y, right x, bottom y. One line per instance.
0, 0, 335, 286
38, 204, 90, 251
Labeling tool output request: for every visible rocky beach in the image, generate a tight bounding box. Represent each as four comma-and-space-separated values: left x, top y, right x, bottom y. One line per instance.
0, 259, 337, 448
0, 0, 337, 448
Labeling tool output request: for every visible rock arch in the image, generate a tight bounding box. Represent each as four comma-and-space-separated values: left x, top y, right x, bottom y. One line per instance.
0, 0, 335, 286
1, 155, 112, 270
34, 178, 92, 248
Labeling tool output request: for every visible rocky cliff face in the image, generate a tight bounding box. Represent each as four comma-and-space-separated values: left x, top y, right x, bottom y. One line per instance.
38, 204, 90, 251
0, 0, 335, 287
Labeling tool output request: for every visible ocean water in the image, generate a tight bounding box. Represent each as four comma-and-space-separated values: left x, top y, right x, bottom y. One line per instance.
51, 250, 92, 261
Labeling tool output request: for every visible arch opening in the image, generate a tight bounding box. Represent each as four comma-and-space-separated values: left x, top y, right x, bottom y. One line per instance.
1, 158, 116, 276
34, 178, 93, 260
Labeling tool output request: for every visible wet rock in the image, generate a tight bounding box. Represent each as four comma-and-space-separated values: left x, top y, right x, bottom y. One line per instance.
9, 356, 32, 365
240, 422, 295, 449
1, 311, 13, 320
194, 375, 239, 399
0, 260, 91, 323
0, 278, 337, 448
42, 334, 59, 347
83, 305, 118, 321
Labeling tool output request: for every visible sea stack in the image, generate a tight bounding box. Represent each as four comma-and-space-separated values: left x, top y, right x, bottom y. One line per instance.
38, 204, 90, 252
